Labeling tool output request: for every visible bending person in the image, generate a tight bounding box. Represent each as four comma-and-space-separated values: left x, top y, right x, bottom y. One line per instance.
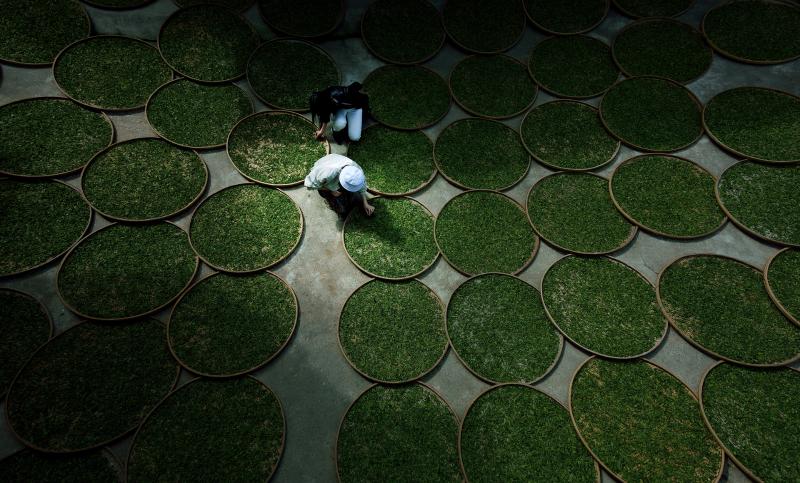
309, 82, 369, 144
304, 153, 375, 218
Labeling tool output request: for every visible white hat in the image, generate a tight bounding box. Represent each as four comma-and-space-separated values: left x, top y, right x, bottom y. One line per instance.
339, 165, 366, 192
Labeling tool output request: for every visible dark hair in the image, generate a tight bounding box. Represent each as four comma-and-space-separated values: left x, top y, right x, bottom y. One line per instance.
309, 91, 322, 124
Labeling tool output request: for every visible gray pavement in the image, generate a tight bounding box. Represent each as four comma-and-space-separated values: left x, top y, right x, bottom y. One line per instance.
1, 0, 799, 481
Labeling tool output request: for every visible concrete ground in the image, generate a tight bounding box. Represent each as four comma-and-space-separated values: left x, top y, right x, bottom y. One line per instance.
1, 0, 799, 481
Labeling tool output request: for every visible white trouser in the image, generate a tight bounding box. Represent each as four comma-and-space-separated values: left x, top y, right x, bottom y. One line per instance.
331, 108, 363, 141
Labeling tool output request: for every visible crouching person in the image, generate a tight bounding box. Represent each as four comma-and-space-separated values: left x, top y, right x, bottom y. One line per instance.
304, 153, 375, 219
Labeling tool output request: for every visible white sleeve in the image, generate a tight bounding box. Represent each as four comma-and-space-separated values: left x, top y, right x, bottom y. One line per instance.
304, 164, 339, 190
304, 154, 352, 190
304, 167, 323, 189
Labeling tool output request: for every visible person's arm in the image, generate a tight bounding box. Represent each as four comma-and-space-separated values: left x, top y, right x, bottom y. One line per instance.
304, 163, 333, 191
359, 192, 374, 216
315, 122, 328, 140
314, 95, 333, 139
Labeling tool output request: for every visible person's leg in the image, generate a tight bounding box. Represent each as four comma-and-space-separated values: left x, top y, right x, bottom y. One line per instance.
318, 189, 339, 212
332, 109, 347, 131
339, 191, 358, 219
317, 188, 353, 217
331, 109, 349, 144
345, 108, 363, 141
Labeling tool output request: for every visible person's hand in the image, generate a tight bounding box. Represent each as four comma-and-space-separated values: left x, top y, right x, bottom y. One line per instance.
364, 203, 375, 216
315, 129, 325, 140
331, 190, 341, 197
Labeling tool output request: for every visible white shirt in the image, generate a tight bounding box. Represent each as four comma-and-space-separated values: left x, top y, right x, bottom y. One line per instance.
303, 153, 367, 193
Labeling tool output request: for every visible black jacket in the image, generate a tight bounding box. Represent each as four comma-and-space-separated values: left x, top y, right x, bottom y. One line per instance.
313, 86, 369, 123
